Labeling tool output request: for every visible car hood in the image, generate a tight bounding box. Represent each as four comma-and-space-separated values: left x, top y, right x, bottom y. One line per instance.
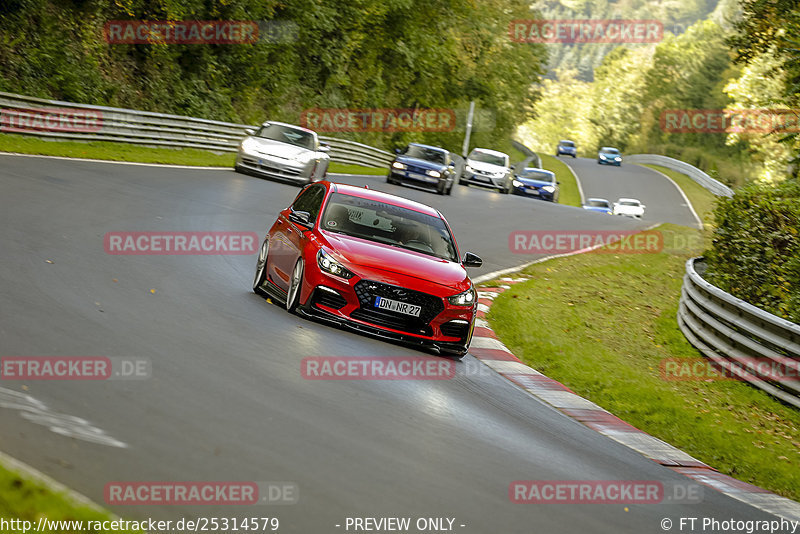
395, 156, 446, 172
466, 159, 507, 174
599, 152, 621, 158
559, 146, 576, 152
320, 231, 468, 290
516, 177, 555, 187
246, 137, 313, 159
615, 205, 644, 214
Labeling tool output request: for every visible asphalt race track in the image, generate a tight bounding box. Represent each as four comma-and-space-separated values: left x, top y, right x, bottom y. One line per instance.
0, 154, 777, 532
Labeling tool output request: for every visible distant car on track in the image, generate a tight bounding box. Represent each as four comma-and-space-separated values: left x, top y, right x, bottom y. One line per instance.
597, 146, 622, 166
511, 168, 560, 202
556, 140, 577, 158
387, 143, 456, 195
235, 121, 330, 185
613, 198, 646, 219
582, 198, 614, 214
253, 180, 483, 358
460, 148, 513, 193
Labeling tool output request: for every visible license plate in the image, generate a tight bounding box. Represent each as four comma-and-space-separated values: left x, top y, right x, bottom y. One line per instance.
374, 296, 421, 317
528, 188, 540, 195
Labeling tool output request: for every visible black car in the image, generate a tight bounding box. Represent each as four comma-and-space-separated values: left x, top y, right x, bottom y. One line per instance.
387, 143, 456, 195
556, 140, 577, 158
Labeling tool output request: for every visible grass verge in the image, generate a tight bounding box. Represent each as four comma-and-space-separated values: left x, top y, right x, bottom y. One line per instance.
539, 154, 581, 207
0, 462, 141, 533
640, 164, 719, 229
0, 133, 388, 175
486, 223, 800, 501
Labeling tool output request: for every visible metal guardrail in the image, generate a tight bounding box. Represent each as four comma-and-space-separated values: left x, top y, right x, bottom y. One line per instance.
678, 257, 800, 409
0, 91, 392, 168
626, 154, 733, 197
511, 139, 541, 168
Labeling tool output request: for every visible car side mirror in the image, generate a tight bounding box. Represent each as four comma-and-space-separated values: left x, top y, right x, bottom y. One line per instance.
244, 128, 255, 136
557, 181, 561, 184
289, 210, 312, 227
462, 252, 482, 268
318, 143, 330, 153
641, 205, 647, 209
448, 162, 455, 168
394, 148, 401, 154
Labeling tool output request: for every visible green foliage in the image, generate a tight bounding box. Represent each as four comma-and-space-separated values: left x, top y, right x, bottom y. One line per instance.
705, 180, 800, 323
0, 0, 547, 153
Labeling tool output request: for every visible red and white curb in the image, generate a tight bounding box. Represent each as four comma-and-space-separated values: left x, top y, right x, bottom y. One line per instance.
471, 276, 800, 521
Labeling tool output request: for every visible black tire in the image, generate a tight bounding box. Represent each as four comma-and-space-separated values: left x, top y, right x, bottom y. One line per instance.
253, 238, 269, 296
286, 258, 304, 312
436, 180, 447, 195
446, 181, 453, 195
572, 154, 576, 158
387, 174, 396, 184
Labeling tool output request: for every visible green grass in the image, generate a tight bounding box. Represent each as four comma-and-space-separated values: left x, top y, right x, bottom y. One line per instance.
486, 223, 800, 501
539, 153, 581, 207
640, 164, 720, 229
0, 133, 389, 175
0, 463, 141, 533
328, 162, 387, 175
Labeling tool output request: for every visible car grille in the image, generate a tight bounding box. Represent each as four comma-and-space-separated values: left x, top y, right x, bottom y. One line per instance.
311, 287, 347, 310
241, 157, 302, 176
352, 280, 443, 336
440, 320, 470, 340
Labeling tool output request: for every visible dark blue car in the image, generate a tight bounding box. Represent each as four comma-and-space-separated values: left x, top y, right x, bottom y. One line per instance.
387, 143, 455, 195
512, 168, 559, 202
556, 140, 577, 158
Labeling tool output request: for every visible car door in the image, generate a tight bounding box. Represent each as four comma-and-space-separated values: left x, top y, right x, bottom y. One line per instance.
270, 184, 326, 292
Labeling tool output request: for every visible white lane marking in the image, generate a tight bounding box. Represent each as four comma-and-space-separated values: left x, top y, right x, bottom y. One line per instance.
479, 360, 543, 375
636, 164, 704, 230
0, 151, 229, 170
561, 159, 586, 205
532, 390, 605, 410
470, 336, 512, 352
0, 386, 127, 448
477, 303, 491, 313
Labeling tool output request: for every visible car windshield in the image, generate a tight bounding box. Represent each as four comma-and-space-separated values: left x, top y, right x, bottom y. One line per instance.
520, 170, 554, 182
560, 141, 575, 147
321, 193, 458, 262
254, 123, 315, 150
619, 200, 640, 206
404, 145, 447, 164
601, 148, 620, 154
468, 150, 507, 166
587, 199, 610, 208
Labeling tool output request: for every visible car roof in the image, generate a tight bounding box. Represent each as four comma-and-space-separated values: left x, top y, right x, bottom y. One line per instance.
521, 167, 555, 175
328, 182, 441, 217
260, 120, 318, 136
617, 198, 641, 203
559, 140, 575, 143
586, 197, 610, 203
469, 147, 509, 158
599, 146, 619, 151
408, 142, 447, 153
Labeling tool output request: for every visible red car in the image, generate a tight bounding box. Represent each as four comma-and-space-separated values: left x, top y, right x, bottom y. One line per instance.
252, 181, 483, 358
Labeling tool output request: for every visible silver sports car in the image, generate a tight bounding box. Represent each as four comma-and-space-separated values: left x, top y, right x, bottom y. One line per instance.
235, 121, 330, 184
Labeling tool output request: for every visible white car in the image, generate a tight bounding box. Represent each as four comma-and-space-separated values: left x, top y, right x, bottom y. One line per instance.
459, 148, 513, 193
613, 198, 646, 219
235, 121, 330, 185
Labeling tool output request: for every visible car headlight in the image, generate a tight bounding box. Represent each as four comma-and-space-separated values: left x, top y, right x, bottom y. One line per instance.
465, 165, 473, 173
599, 154, 607, 159
512, 179, 522, 187
317, 249, 354, 279
614, 156, 621, 160
448, 287, 476, 306
239, 137, 259, 152
543, 185, 556, 193
426, 170, 441, 178
392, 161, 406, 170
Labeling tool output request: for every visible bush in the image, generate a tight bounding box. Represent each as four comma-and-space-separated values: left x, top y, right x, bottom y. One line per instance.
704, 179, 800, 323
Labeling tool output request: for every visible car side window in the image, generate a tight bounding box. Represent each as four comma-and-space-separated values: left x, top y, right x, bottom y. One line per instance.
292, 184, 325, 222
